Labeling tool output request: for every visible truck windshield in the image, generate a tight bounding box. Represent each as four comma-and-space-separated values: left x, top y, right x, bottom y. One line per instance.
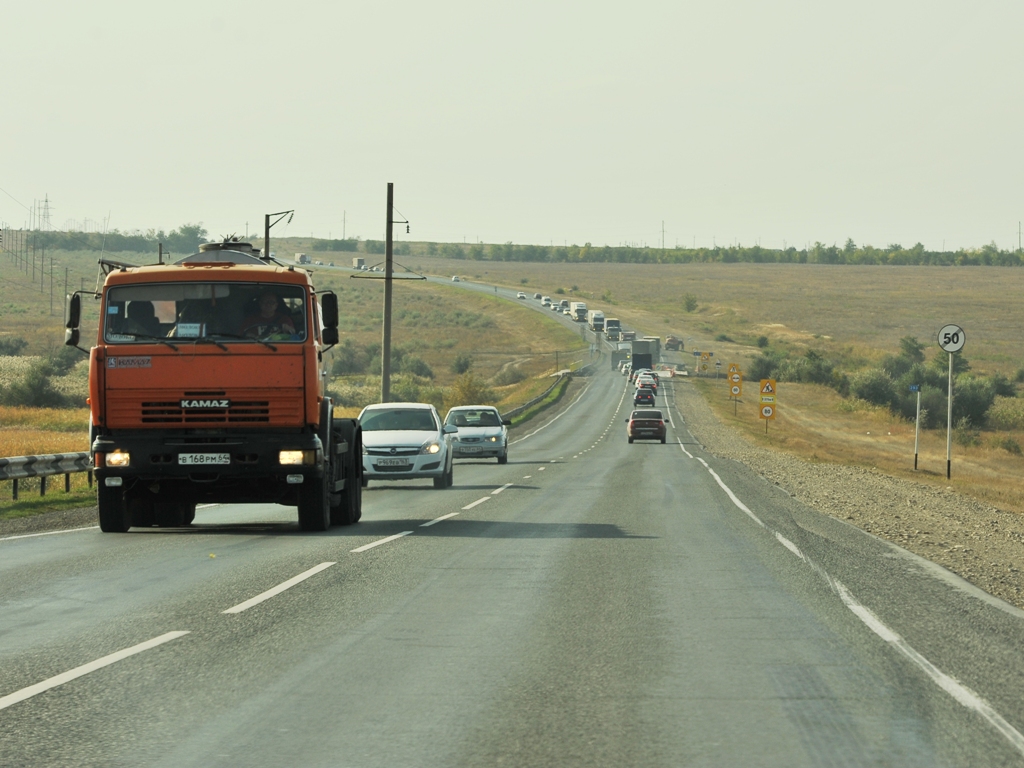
103, 283, 307, 344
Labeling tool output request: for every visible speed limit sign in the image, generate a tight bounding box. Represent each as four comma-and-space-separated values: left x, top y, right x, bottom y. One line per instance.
731, 385, 741, 396
938, 324, 965, 353
760, 404, 775, 419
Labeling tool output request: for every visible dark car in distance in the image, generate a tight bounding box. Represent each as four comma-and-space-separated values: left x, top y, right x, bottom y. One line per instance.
633, 389, 655, 407
626, 409, 667, 444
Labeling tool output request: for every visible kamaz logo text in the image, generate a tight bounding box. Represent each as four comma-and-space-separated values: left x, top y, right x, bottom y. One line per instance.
180, 399, 230, 409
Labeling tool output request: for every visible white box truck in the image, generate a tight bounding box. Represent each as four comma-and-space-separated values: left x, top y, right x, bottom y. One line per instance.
587, 310, 605, 332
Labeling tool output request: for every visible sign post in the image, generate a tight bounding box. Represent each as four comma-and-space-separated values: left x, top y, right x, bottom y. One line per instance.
937, 324, 965, 480
909, 384, 921, 470
759, 379, 777, 434
729, 368, 743, 416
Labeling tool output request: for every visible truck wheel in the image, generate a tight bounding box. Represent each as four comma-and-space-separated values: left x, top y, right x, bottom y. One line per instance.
298, 475, 330, 531
98, 483, 130, 533
331, 418, 362, 525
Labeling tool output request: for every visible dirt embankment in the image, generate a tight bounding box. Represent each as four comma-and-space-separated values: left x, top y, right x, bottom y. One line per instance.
675, 381, 1024, 611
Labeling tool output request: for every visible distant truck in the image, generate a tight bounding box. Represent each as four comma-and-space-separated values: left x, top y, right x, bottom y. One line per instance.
631, 338, 658, 374
352, 257, 365, 269
643, 335, 661, 360
621, 330, 636, 342
665, 335, 682, 351
295, 253, 311, 264
587, 310, 605, 332
559, 298, 570, 311
604, 318, 621, 341
569, 301, 587, 322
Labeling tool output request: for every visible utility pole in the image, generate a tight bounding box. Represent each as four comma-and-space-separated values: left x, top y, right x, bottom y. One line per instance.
381, 184, 394, 402
661, 221, 665, 251
343, 210, 346, 240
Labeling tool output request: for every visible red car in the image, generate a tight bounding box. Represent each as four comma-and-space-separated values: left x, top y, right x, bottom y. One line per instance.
626, 409, 667, 443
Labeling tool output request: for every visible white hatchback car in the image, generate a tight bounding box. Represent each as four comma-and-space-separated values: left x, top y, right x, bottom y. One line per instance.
358, 403, 456, 488
445, 406, 511, 464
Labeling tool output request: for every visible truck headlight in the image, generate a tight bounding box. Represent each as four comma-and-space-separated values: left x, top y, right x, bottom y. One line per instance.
279, 450, 316, 465
105, 450, 130, 467
420, 441, 441, 454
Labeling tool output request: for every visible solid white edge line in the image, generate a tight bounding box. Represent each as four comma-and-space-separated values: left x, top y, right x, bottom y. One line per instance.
0, 526, 99, 542
701, 457, 1024, 758
462, 497, 491, 510
0, 631, 190, 711
834, 580, 1024, 756
222, 562, 336, 613
350, 532, 413, 553
491, 483, 513, 495
421, 512, 459, 527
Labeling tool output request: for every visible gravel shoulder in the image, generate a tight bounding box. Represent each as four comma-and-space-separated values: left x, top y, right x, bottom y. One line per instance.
674, 379, 1024, 611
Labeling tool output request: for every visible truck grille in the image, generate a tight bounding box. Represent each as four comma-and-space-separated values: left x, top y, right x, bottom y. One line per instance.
106, 389, 304, 427
140, 400, 271, 424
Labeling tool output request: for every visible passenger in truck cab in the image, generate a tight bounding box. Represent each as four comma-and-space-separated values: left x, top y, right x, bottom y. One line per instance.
241, 291, 296, 338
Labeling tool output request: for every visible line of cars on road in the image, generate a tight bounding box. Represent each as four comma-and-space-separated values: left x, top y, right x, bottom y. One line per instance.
621, 363, 668, 443
357, 402, 512, 489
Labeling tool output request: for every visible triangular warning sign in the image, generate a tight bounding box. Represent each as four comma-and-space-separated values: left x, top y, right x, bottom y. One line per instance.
761, 380, 775, 394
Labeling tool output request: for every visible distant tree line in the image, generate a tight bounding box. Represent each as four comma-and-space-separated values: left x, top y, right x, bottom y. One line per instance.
12, 224, 208, 256
390, 238, 1024, 267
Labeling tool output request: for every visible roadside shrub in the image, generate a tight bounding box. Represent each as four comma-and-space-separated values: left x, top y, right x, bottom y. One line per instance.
399, 355, 434, 379
715, 334, 733, 343
756, 335, 769, 348
952, 376, 996, 427
446, 373, 496, 407
555, 287, 565, 295
683, 294, 698, 312
0, 359, 69, 408
450, 353, 473, 374
747, 352, 782, 382
851, 369, 897, 409
994, 435, 1022, 455
988, 396, 1024, 430
0, 337, 28, 356
493, 365, 526, 386
953, 417, 981, 447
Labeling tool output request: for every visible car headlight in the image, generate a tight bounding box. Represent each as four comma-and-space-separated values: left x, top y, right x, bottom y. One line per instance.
105, 450, 130, 468
488, 436, 499, 442
420, 441, 442, 454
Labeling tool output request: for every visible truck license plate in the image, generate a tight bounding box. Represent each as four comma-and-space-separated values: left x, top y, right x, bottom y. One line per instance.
178, 453, 231, 465
376, 458, 409, 467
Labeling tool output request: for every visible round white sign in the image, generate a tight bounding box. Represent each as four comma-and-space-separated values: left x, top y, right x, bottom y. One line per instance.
938, 324, 965, 353
731, 385, 741, 396
761, 405, 774, 418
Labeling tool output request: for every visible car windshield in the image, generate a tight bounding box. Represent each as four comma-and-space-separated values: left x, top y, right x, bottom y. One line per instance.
361, 409, 437, 432
103, 282, 307, 344
446, 409, 501, 427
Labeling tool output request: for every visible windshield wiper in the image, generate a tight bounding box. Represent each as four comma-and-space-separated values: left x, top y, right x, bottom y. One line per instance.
192, 337, 230, 351
128, 334, 179, 351
207, 331, 278, 351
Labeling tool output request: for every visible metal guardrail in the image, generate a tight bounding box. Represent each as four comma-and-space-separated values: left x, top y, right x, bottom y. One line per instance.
0, 453, 93, 501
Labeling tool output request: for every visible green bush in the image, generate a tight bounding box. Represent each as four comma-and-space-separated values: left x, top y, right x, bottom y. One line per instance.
450, 353, 473, 375
0, 360, 69, 408
851, 369, 897, 409
756, 335, 769, 348
493, 365, 526, 386
995, 435, 1022, 454
683, 294, 698, 312
0, 337, 28, 356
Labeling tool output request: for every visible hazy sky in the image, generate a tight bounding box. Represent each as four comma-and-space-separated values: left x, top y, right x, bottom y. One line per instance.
3, 1, 1023, 251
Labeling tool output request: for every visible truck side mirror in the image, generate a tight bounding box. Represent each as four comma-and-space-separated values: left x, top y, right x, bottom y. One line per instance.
320, 292, 338, 329
66, 293, 80, 329
64, 294, 82, 348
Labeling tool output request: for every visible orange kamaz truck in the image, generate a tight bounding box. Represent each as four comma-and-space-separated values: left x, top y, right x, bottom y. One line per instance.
65, 240, 362, 533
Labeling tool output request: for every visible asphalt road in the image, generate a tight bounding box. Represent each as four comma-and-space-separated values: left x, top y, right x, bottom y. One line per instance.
4, 343, 1024, 765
